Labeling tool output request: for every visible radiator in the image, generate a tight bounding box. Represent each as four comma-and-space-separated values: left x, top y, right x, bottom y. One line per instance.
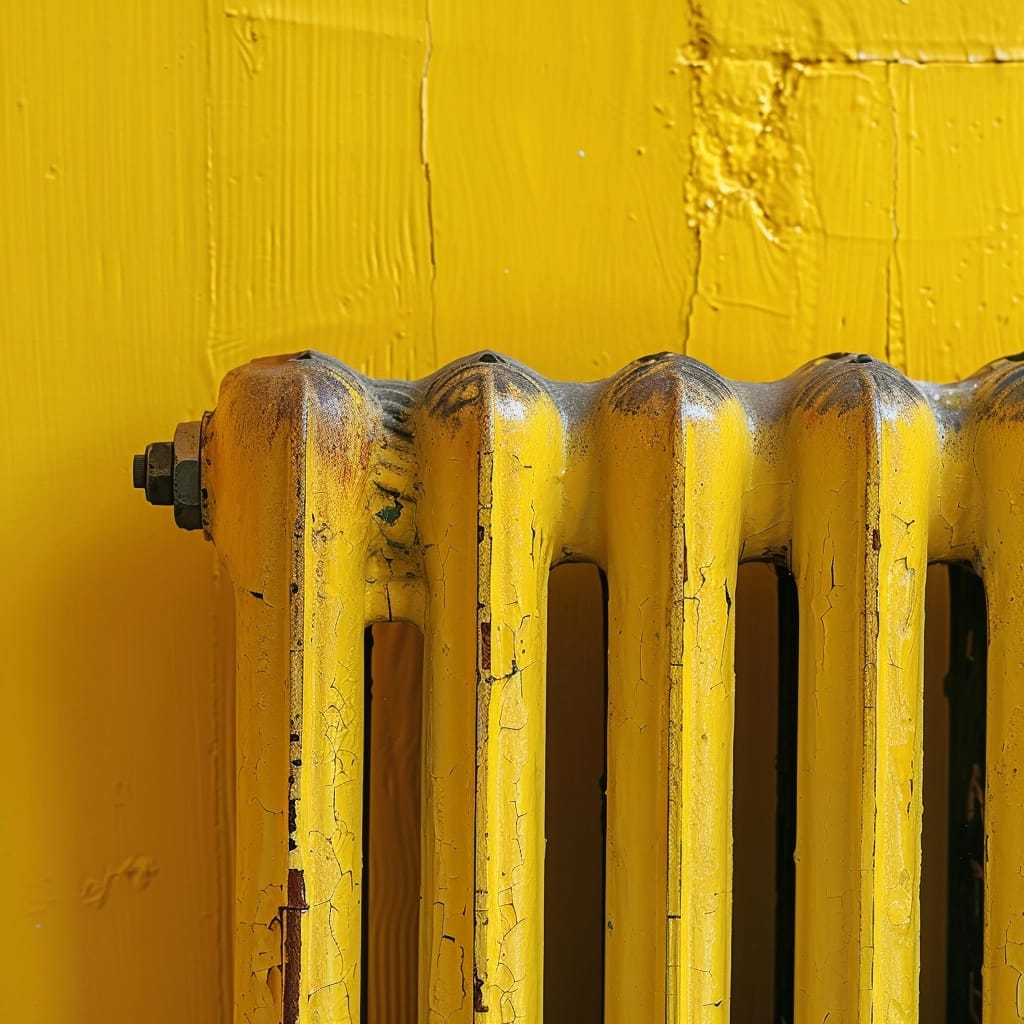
134, 349, 1022, 1023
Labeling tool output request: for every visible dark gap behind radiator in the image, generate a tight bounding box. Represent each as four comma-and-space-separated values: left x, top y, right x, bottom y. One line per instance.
363, 622, 424, 1024
921, 566, 986, 1022
731, 562, 794, 1022
544, 563, 608, 1023
353, 569, 981, 1021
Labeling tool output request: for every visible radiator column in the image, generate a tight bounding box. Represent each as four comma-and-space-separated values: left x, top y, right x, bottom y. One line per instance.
788, 358, 934, 1022
598, 356, 749, 1023
970, 359, 1024, 1021
417, 356, 565, 1021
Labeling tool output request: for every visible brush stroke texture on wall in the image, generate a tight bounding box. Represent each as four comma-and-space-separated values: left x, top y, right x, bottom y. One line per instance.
0, 0, 1021, 1019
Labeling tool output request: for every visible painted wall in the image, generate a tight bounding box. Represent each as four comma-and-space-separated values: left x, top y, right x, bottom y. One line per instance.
1, 1, 1021, 1020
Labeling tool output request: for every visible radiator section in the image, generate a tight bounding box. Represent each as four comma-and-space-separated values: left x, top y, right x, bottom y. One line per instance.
187, 349, 1024, 1022
787, 362, 935, 1018
970, 367, 1024, 1013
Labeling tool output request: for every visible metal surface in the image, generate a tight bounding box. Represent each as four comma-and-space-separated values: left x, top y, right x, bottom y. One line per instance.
136, 441, 173, 507
132, 422, 203, 530
142, 348, 1024, 1022
171, 420, 202, 531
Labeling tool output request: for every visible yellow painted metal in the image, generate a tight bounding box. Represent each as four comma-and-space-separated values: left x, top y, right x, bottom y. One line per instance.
966, 360, 1024, 1020
6, 0, 1024, 1021
787, 359, 935, 1020
415, 394, 479, 1022
417, 362, 566, 1021
192, 347, 1024, 1023
597, 361, 749, 1021
469, 372, 563, 1021
202, 360, 301, 1021
297, 365, 379, 1020
203, 357, 383, 1022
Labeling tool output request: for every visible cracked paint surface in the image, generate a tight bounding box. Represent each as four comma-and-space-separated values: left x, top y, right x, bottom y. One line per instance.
196, 349, 1024, 1023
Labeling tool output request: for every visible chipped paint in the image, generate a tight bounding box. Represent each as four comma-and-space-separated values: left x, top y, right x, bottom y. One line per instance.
282, 869, 309, 1024
195, 348, 1020, 1021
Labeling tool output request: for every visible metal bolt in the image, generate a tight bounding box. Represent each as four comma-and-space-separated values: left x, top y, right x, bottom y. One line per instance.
132, 421, 204, 530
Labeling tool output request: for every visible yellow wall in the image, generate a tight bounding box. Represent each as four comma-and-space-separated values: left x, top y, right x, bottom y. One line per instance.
1, 1, 1021, 1020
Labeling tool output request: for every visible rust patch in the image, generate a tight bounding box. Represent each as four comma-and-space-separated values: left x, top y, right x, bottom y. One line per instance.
423, 353, 547, 423
473, 973, 489, 1013
376, 382, 418, 441
605, 352, 734, 417
288, 793, 298, 853
218, 354, 316, 451
872, 527, 882, 552
794, 354, 925, 417
480, 621, 491, 673
299, 351, 376, 496
282, 868, 308, 1024
972, 360, 1024, 423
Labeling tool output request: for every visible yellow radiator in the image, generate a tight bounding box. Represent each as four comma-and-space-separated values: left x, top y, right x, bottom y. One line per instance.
136, 348, 1017, 1023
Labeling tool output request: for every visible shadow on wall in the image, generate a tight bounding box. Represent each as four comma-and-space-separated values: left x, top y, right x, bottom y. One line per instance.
36, 500, 230, 1023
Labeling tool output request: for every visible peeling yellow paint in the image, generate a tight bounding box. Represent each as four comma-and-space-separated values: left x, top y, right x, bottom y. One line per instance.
201, 348, 1021, 1022
786, 359, 935, 1021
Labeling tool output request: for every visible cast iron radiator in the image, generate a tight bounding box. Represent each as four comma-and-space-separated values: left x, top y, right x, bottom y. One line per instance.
135, 350, 1019, 1023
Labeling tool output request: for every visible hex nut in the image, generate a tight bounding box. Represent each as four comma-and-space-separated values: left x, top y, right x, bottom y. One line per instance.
172, 420, 203, 531
133, 421, 205, 530
144, 442, 174, 507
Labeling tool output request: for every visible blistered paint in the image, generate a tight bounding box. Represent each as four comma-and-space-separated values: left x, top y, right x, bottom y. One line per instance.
3, 0, 1024, 1021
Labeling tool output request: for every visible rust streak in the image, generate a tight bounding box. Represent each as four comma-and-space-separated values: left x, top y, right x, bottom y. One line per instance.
480, 620, 492, 673
282, 868, 308, 1024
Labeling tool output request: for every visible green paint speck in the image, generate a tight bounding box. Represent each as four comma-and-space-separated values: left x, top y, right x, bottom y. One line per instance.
376, 500, 402, 526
